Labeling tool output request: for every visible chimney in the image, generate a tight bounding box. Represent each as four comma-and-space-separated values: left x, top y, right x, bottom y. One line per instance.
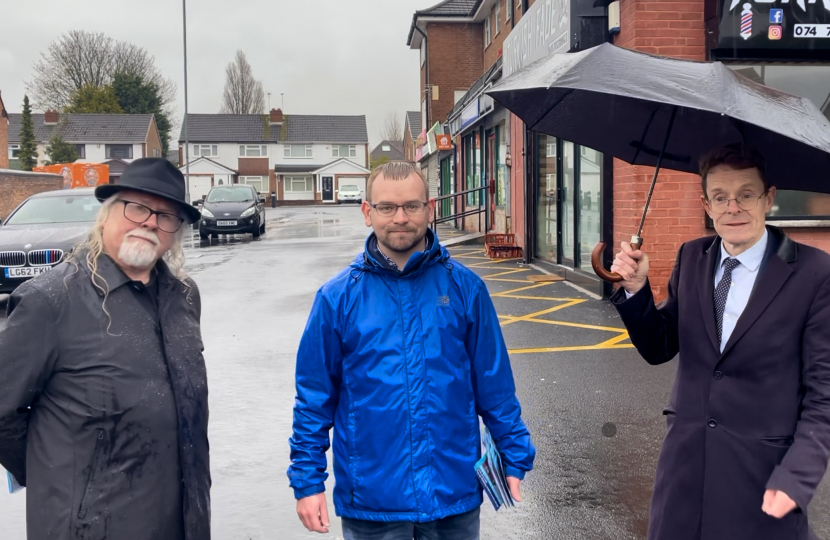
269, 108, 283, 125
44, 109, 59, 125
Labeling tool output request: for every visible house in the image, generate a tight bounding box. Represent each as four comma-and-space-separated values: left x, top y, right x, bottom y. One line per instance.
0, 92, 8, 170
370, 140, 406, 166
177, 156, 237, 202
8, 111, 163, 168
178, 109, 370, 204
403, 111, 421, 162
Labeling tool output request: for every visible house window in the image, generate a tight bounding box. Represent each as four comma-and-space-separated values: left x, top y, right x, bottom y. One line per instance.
382, 145, 391, 152
506, 0, 511, 21
152, 148, 161, 158
8, 144, 20, 159
75, 145, 86, 159
193, 144, 218, 157
239, 145, 268, 157
284, 145, 313, 158
484, 16, 492, 47
106, 144, 133, 159
495, 4, 501, 34
285, 176, 313, 192
241, 175, 266, 193
332, 145, 357, 158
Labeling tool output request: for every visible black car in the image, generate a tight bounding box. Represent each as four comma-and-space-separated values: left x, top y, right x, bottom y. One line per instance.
198, 185, 266, 240
0, 188, 101, 293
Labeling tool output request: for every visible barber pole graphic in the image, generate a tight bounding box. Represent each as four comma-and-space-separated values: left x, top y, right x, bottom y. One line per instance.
741, 4, 753, 40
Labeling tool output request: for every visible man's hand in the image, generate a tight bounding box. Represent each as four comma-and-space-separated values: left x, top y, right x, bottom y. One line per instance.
762, 489, 798, 518
506, 476, 523, 502
611, 241, 650, 296
297, 493, 330, 533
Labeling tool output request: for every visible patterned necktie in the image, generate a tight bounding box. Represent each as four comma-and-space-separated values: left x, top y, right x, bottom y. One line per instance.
714, 257, 741, 348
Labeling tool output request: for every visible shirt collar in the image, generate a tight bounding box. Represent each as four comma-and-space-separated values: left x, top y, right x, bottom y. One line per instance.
719, 228, 768, 272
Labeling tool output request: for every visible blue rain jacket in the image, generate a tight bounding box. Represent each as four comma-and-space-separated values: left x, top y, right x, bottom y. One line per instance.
287, 230, 535, 522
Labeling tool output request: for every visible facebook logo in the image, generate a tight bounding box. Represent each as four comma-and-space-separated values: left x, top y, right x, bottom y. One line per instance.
770, 9, 784, 24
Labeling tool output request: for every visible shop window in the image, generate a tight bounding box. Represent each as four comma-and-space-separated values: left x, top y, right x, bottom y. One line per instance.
536, 135, 558, 261
728, 65, 830, 218
579, 147, 602, 272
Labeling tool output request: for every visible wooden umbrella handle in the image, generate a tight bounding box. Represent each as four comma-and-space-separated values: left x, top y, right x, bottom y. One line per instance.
590, 237, 644, 283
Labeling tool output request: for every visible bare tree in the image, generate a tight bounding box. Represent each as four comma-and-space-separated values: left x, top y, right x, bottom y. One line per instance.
220, 51, 265, 115
27, 30, 177, 117
381, 112, 403, 141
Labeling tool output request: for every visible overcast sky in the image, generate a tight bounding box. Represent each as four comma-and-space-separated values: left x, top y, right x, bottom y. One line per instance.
0, 0, 427, 148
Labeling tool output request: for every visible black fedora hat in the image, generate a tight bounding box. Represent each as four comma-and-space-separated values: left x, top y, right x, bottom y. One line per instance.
95, 157, 201, 223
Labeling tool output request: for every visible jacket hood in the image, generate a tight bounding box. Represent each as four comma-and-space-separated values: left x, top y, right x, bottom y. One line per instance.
351, 228, 449, 277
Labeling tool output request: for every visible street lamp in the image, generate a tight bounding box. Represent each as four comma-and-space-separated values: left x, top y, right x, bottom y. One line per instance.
182, 0, 190, 203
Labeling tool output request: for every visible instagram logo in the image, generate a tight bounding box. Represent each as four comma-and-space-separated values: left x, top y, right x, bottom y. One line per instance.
769, 25, 783, 40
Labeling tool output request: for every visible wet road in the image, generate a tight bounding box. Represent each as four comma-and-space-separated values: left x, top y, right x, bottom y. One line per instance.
1, 205, 829, 539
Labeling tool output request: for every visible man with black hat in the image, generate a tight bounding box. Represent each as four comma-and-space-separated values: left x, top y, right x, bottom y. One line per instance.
0, 158, 211, 540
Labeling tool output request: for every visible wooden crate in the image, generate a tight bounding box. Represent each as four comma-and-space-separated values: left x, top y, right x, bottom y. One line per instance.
485, 233, 516, 246
487, 245, 523, 259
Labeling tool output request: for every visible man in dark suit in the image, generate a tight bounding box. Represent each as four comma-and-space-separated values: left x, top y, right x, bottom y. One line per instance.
610, 143, 830, 540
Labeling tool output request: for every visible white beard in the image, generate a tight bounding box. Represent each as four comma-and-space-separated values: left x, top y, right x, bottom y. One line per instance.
118, 231, 161, 269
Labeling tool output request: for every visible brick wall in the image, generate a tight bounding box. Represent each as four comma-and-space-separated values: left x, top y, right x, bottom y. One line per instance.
237, 158, 269, 176
613, 0, 707, 301
426, 23, 484, 125
484, 0, 510, 68
0, 172, 63, 218
146, 117, 163, 158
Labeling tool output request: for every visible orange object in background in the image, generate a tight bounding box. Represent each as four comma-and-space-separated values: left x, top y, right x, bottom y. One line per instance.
33, 163, 110, 189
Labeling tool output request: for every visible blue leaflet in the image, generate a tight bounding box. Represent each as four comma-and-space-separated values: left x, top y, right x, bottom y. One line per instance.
474, 426, 515, 511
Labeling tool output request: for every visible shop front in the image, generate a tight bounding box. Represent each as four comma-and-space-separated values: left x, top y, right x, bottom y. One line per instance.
501, 0, 608, 295
710, 0, 830, 251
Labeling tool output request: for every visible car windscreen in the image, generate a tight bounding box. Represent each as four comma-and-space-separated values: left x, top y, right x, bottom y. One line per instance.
5, 194, 101, 225
340, 185, 359, 192
206, 187, 253, 202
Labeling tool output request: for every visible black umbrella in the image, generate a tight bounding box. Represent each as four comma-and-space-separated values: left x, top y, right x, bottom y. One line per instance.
486, 43, 830, 282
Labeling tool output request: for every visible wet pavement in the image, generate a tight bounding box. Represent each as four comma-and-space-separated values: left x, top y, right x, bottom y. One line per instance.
1, 205, 829, 539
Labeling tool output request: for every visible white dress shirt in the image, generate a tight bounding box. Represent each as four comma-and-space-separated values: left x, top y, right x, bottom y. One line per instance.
623, 229, 769, 352
714, 229, 768, 352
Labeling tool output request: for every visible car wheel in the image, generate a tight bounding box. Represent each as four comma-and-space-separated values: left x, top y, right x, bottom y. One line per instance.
199, 230, 208, 240
357, 199, 362, 204
259, 218, 266, 234
210, 233, 218, 239
252, 223, 261, 239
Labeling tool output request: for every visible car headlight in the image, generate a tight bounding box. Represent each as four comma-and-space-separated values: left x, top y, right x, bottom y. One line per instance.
240, 207, 256, 218
201, 208, 214, 218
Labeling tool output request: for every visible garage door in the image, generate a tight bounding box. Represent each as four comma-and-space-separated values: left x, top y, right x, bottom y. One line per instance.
188, 176, 213, 202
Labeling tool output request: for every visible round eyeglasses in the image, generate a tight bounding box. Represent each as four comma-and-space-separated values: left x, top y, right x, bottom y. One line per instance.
120, 200, 185, 233
706, 192, 766, 214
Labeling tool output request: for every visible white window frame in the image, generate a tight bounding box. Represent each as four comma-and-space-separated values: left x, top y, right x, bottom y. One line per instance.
240, 175, 266, 194
106, 144, 133, 160
495, 4, 501, 35
239, 145, 268, 157
193, 144, 218, 157
332, 145, 357, 158
8, 144, 20, 159
382, 145, 391, 152
505, 0, 511, 21
284, 145, 313, 158
484, 16, 492, 47
285, 176, 313, 192
546, 143, 556, 157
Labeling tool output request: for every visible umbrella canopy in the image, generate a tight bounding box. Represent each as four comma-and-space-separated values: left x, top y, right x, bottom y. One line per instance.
486, 43, 830, 194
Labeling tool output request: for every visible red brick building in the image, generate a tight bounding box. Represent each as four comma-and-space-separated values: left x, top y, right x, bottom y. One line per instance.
409, 0, 830, 299
0, 92, 8, 170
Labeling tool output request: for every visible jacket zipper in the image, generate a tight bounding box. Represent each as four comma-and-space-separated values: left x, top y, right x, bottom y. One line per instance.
78, 430, 106, 519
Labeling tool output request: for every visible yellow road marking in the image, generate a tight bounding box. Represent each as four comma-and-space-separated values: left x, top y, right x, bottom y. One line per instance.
596, 333, 632, 347
499, 300, 585, 326
509, 344, 634, 354
492, 282, 554, 296
482, 268, 529, 278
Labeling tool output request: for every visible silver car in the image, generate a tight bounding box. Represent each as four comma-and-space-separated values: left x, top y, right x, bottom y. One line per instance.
0, 188, 100, 293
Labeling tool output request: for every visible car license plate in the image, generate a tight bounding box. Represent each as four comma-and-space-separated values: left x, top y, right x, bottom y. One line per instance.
4, 267, 51, 278
217, 220, 237, 226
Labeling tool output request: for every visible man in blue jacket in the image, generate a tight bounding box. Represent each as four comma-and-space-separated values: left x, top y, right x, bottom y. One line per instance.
288, 161, 535, 539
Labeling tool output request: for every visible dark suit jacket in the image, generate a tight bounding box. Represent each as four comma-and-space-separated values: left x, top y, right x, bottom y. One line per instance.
612, 226, 830, 540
